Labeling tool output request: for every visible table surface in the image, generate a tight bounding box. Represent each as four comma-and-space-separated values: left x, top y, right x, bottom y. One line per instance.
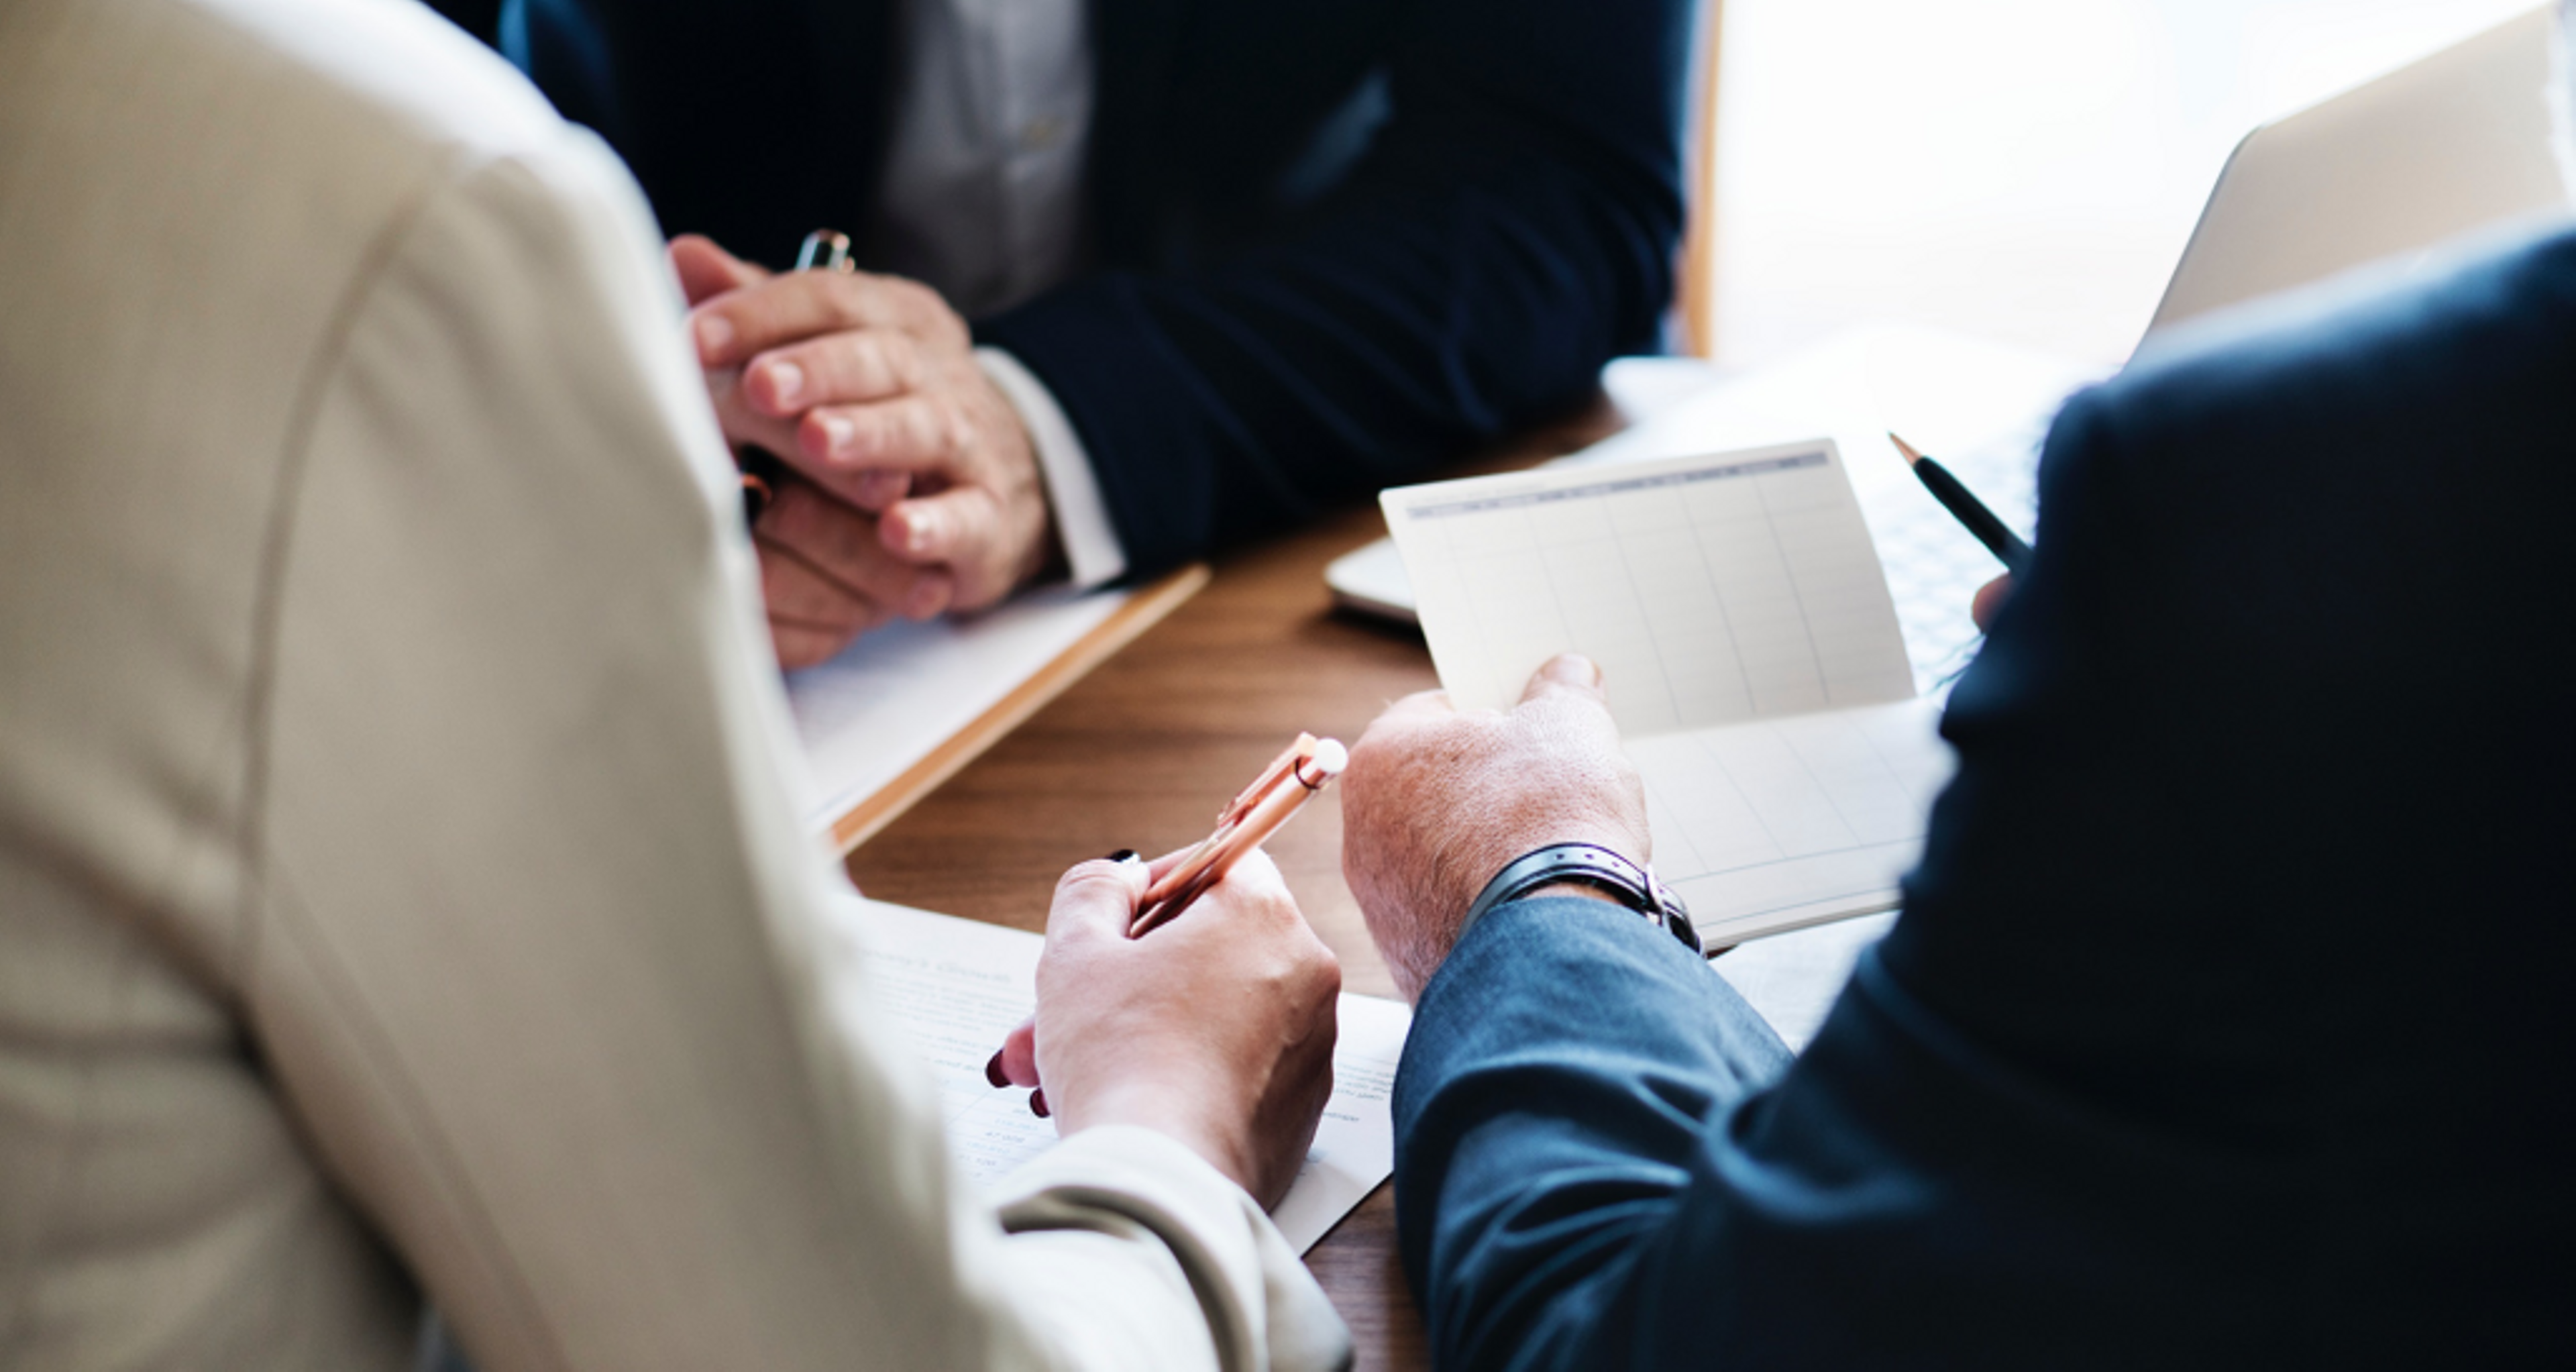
846, 400, 1624, 1372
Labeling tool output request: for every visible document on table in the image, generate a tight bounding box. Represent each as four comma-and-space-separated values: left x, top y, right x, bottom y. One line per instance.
786, 587, 1124, 827
784, 568, 1205, 853
846, 898, 1409, 1254
1711, 912, 1896, 1051
1381, 440, 1955, 947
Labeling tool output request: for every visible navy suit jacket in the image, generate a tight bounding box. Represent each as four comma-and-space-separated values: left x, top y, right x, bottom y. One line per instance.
1395, 225, 2576, 1369
489, 0, 1695, 574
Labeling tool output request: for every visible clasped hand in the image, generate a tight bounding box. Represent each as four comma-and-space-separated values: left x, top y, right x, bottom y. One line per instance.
672, 235, 1057, 668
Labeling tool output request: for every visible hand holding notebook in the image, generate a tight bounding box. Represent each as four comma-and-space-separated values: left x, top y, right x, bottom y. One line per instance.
1342, 651, 1659, 998
1378, 439, 1957, 947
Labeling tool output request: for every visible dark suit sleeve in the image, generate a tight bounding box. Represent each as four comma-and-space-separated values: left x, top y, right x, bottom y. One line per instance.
979, 0, 1695, 574
1393, 896, 1795, 1371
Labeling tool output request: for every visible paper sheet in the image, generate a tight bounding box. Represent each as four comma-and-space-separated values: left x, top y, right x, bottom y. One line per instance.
1711, 912, 1897, 1053
1552, 329, 2083, 694
1633, 698, 1950, 944
847, 898, 1409, 1254
1330, 325, 2100, 696
1387, 442, 1917, 729
784, 586, 1131, 829
1383, 441, 1956, 944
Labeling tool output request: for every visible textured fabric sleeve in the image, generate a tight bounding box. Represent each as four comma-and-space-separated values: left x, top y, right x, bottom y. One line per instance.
994, 1127, 1351, 1372
1392, 897, 1792, 1371
248, 131, 1344, 1372
976, 0, 1696, 574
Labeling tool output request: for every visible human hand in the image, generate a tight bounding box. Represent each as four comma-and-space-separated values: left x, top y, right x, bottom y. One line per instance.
669, 235, 1057, 668
996, 850, 1340, 1209
1972, 574, 2015, 632
1339, 654, 1651, 1002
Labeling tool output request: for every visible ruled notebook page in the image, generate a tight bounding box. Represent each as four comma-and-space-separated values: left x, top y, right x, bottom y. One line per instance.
1382, 441, 1955, 944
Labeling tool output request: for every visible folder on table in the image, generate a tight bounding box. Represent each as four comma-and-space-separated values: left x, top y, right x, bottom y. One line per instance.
786, 566, 1209, 853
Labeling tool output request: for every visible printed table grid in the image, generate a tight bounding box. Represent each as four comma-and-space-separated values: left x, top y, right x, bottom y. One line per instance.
1399, 445, 1915, 733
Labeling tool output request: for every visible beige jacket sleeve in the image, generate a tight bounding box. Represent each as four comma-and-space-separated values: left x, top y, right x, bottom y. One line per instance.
244, 130, 1346, 1372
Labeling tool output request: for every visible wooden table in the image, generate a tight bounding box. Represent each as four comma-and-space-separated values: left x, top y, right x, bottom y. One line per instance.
847, 401, 1623, 1372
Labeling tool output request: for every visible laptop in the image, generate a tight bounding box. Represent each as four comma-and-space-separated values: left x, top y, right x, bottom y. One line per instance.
2147, 5, 2568, 335
1330, 6, 2573, 635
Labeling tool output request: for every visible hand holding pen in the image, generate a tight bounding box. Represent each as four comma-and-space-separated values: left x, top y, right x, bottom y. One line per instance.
986, 734, 1347, 1123
981, 845, 1343, 1207
1132, 733, 1347, 936
734, 231, 856, 524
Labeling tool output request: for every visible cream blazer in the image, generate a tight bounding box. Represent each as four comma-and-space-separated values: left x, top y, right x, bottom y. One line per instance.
0, 1, 1347, 1369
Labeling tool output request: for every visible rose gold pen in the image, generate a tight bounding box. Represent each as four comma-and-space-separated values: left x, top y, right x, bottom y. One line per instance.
983, 732, 1349, 1118
1126, 732, 1348, 937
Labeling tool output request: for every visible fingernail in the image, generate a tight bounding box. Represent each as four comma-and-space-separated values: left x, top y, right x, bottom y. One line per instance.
904, 510, 941, 555
984, 1051, 1008, 1089
1101, 849, 1138, 863
764, 360, 804, 406
819, 413, 854, 454
1548, 653, 1603, 688
694, 313, 733, 359
1028, 1088, 1051, 1119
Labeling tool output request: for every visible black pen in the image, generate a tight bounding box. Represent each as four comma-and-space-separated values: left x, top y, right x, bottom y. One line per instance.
1889, 433, 2032, 575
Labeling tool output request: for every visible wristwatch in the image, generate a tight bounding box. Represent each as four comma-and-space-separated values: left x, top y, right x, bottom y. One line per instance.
1458, 843, 1702, 955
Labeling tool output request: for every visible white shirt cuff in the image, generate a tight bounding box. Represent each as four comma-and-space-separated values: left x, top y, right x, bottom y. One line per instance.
976, 347, 1128, 588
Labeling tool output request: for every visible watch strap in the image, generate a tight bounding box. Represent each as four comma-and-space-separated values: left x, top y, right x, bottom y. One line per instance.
1456, 843, 1701, 955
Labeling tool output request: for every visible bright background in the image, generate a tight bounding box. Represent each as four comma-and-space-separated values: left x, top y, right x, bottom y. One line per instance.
1706, 0, 2546, 367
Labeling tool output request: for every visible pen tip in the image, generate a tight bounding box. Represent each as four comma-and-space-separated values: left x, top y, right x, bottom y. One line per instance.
1888, 433, 1923, 465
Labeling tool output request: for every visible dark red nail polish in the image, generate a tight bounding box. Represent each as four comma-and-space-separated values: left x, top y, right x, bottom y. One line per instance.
1029, 1088, 1051, 1119
984, 1051, 1008, 1089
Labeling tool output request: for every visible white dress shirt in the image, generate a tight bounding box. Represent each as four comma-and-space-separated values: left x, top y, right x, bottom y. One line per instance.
2555, 0, 2576, 196
871, 0, 1094, 319
869, 0, 1129, 586
0, 1, 1340, 1367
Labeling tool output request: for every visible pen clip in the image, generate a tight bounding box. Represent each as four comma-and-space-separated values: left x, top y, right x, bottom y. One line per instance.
795, 229, 855, 274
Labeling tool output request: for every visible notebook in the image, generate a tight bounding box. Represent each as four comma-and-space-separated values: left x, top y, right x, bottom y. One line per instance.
1325, 323, 2094, 701
1380, 440, 1955, 947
